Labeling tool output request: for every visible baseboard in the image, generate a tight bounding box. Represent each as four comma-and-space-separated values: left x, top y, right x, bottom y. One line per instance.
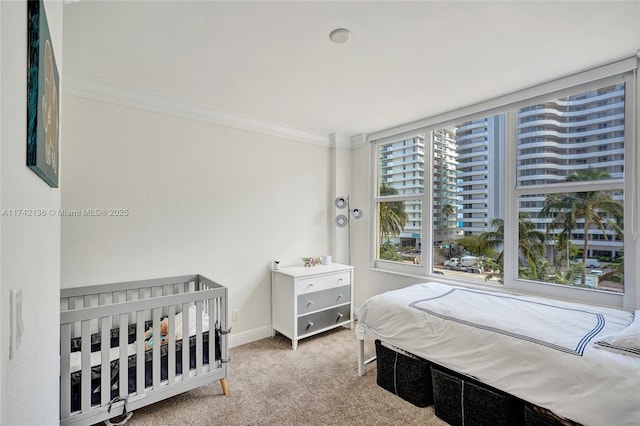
229, 326, 273, 348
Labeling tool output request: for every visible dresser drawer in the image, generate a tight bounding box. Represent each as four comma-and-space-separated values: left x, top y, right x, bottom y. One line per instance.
297, 285, 351, 315
272, 263, 353, 350
295, 271, 351, 294
297, 304, 351, 336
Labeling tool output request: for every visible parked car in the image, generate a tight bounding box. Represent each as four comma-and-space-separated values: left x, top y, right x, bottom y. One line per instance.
585, 258, 601, 268
573, 258, 601, 268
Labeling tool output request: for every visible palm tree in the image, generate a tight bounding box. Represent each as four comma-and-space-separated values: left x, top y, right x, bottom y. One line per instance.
551, 262, 586, 287
442, 203, 455, 217
540, 168, 623, 284
378, 184, 408, 258
481, 213, 546, 281
549, 230, 578, 270
441, 203, 455, 239
441, 203, 455, 222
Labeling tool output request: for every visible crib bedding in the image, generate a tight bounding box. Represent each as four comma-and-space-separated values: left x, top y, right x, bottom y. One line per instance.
69, 306, 211, 373
70, 343, 136, 374
69, 330, 217, 413
356, 282, 640, 426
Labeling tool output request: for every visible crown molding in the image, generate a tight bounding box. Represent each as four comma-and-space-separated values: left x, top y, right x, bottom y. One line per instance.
350, 133, 369, 148
62, 72, 332, 147
329, 133, 355, 149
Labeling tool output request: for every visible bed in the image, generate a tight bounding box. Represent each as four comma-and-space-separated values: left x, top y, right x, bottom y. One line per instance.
356, 281, 640, 426
60, 274, 230, 426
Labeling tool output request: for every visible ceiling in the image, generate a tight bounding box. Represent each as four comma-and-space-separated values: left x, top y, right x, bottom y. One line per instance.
62, 1, 640, 142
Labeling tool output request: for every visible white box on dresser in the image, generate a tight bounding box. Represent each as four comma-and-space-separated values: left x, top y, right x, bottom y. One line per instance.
272, 263, 354, 350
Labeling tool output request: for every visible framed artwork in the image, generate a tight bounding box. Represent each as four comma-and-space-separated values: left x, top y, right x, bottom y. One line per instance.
27, 0, 59, 188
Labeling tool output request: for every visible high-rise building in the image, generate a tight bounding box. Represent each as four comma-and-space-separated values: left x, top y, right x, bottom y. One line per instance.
379, 82, 624, 260
378, 132, 459, 251
516, 83, 625, 259
456, 116, 505, 236
379, 136, 425, 252
432, 128, 460, 242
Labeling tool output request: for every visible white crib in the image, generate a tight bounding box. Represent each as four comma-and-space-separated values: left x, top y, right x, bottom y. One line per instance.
60, 274, 229, 426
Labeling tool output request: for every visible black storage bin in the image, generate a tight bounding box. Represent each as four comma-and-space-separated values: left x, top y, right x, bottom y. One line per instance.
524, 403, 582, 426
431, 365, 525, 426
374, 339, 433, 407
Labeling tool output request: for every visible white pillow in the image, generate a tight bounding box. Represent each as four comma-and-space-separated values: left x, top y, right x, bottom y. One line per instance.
594, 310, 640, 357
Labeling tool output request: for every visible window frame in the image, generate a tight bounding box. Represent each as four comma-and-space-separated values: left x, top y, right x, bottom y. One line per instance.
369, 58, 637, 310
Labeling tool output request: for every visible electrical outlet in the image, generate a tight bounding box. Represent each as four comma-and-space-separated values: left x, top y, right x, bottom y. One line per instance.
232, 309, 239, 321
10, 286, 24, 359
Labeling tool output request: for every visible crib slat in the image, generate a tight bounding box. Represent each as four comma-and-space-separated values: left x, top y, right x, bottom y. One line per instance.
208, 298, 215, 370
162, 286, 171, 319
119, 313, 128, 398
182, 303, 189, 380
195, 301, 203, 375
152, 308, 161, 388
136, 310, 145, 396
168, 305, 176, 384
81, 320, 91, 413
100, 316, 111, 406
126, 289, 135, 329
112, 291, 120, 330
60, 323, 72, 418
68, 297, 80, 338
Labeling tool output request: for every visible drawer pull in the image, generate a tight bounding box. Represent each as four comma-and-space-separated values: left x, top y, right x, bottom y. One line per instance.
337, 294, 344, 299
307, 300, 314, 306
306, 321, 314, 330
336, 313, 344, 322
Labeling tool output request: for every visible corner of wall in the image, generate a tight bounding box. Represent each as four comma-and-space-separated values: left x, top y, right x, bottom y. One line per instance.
1, 0, 62, 424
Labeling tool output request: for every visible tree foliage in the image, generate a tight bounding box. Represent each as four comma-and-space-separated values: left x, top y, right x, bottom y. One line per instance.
378, 184, 408, 261
540, 168, 623, 284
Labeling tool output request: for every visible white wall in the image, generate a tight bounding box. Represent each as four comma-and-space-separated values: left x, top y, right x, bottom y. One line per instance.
0, 1, 62, 424
61, 95, 333, 342
329, 138, 352, 266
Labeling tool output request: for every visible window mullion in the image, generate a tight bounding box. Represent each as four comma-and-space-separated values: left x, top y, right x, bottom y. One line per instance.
503, 111, 518, 287
423, 131, 435, 275
515, 180, 624, 196
622, 69, 638, 310
375, 194, 424, 203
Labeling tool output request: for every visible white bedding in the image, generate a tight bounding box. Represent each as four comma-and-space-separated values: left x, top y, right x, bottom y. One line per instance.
356, 282, 640, 426
70, 306, 210, 373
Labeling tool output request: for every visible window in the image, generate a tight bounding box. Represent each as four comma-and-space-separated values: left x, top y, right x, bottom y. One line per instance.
375, 137, 425, 266
371, 59, 636, 309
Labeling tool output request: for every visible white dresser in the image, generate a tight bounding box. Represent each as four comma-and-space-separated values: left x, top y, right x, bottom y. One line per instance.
272, 263, 354, 350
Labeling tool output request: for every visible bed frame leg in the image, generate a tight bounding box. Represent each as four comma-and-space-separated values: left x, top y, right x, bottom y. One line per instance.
356, 324, 376, 376
220, 378, 229, 395
358, 338, 365, 376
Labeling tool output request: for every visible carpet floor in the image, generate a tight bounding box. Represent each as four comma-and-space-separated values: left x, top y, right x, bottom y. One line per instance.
123, 327, 447, 425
